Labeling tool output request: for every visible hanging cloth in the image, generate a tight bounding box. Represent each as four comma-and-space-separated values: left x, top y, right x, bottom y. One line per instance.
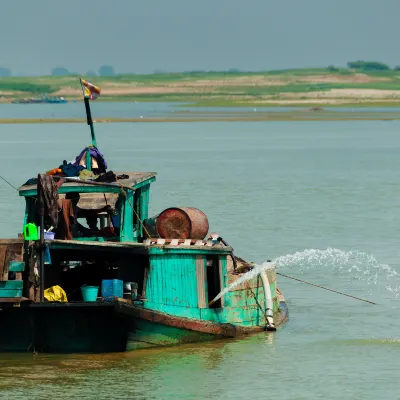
38, 175, 59, 227
55, 199, 75, 240
73, 146, 108, 173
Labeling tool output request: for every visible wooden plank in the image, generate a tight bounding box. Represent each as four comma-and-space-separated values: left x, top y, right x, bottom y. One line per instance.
9, 261, 25, 272
0, 280, 23, 289
115, 302, 237, 337
0, 245, 7, 281
121, 189, 134, 242
219, 257, 225, 308
0, 298, 22, 303
0, 239, 24, 244
142, 267, 149, 298
19, 172, 156, 193
196, 256, 206, 308
0, 242, 23, 280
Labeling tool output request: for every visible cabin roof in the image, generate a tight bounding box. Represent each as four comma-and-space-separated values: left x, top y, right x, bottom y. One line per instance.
18, 172, 156, 197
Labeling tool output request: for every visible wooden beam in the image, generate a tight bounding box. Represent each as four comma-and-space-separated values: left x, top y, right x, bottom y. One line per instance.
196, 256, 206, 308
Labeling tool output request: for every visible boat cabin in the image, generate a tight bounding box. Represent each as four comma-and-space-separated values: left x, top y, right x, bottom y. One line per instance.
19, 172, 156, 243
13, 172, 234, 314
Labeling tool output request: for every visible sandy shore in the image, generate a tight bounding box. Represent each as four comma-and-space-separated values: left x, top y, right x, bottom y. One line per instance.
2, 70, 400, 107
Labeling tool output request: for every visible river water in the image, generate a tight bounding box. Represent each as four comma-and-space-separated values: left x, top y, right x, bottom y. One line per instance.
0, 111, 399, 398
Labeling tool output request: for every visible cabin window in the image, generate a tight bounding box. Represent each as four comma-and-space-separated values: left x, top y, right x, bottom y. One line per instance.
206, 256, 221, 308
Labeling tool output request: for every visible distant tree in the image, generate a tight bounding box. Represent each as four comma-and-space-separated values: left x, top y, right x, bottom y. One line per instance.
347, 60, 390, 71
227, 68, 241, 73
0, 67, 12, 77
327, 65, 339, 72
394, 66, 400, 71
51, 67, 70, 76
86, 70, 97, 76
98, 65, 115, 76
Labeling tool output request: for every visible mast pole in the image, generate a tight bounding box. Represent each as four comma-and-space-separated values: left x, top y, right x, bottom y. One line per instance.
84, 96, 97, 147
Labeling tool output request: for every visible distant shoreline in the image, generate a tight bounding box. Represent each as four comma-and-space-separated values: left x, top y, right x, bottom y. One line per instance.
2, 68, 400, 108
1, 110, 400, 124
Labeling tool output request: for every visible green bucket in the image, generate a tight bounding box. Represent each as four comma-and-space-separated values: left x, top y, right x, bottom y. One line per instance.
81, 285, 99, 302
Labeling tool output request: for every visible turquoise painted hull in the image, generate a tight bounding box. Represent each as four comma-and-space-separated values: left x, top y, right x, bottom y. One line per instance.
126, 319, 217, 350
126, 301, 288, 350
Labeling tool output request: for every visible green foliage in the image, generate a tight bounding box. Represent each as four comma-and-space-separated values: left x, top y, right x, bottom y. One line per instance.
347, 60, 390, 71
327, 65, 339, 72
98, 65, 115, 76
51, 67, 70, 76
0, 79, 57, 93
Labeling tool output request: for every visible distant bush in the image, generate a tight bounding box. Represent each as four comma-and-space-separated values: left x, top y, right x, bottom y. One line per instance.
327, 65, 339, 72
347, 60, 390, 71
51, 67, 70, 76
98, 65, 115, 76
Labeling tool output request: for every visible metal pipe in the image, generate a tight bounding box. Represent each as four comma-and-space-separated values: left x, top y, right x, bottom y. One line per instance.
37, 174, 45, 302
260, 269, 275, 331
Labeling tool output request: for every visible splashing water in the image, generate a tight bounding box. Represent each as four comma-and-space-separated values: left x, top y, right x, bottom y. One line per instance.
210, 261, 274, 304
273, 248, 400, 299
274, 248, 398, 279
210, 248, 400, 304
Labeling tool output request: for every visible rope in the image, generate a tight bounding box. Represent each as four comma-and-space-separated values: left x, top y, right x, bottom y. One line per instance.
0, 175, 19, 191
276, 272, 377, 305
246, 281, 268, 321
119, 186, 151, 239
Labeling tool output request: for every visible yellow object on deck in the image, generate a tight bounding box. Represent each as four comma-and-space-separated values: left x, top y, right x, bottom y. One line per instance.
44, 285, 68, 302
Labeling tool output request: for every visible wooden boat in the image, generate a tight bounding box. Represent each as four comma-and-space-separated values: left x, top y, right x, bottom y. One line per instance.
11, 95, 67, 104
0, 81, 287, 353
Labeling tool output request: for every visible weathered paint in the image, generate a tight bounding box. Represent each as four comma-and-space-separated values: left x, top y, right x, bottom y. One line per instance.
0, 280, 23, 298
148, 247, 232, 256
13, 170, 285, 350
146, 254, 199, 308
20, 185, 124, 197
142, 252, 280, 328
126, 319, 217, 350
9, 261, 25, 272
196, 256, 207, 308
121, 189, 134, 242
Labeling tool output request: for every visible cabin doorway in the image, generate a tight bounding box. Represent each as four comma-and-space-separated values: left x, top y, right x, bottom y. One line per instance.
206, 256, 221, 308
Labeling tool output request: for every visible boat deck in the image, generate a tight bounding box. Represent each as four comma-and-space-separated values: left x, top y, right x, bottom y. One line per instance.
19, 171, 157, 196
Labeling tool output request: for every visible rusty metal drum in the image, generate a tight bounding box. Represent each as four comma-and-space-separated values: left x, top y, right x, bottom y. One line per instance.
156, 207, 209, 239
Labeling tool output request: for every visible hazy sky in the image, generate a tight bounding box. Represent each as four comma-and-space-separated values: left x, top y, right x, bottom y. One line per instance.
1, 0, 400, 75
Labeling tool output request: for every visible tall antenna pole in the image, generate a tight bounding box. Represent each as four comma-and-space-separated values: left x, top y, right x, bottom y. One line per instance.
80, 78, 101, 147
83, 96, 97, 147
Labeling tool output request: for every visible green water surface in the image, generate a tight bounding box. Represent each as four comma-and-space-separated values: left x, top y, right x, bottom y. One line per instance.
0, 120, 398, 399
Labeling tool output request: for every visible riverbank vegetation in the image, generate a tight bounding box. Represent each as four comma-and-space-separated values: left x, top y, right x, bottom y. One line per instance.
2, 64, 400, 107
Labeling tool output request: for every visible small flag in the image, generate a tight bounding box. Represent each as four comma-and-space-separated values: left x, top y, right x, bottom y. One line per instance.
80, 78, 101, 100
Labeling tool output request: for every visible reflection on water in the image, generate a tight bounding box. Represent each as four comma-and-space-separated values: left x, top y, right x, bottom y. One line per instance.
0, 334, 278, 398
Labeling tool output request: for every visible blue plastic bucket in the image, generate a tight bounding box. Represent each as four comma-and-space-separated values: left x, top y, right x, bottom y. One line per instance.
81, 285, 99, 302
101, 279, 123, 299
